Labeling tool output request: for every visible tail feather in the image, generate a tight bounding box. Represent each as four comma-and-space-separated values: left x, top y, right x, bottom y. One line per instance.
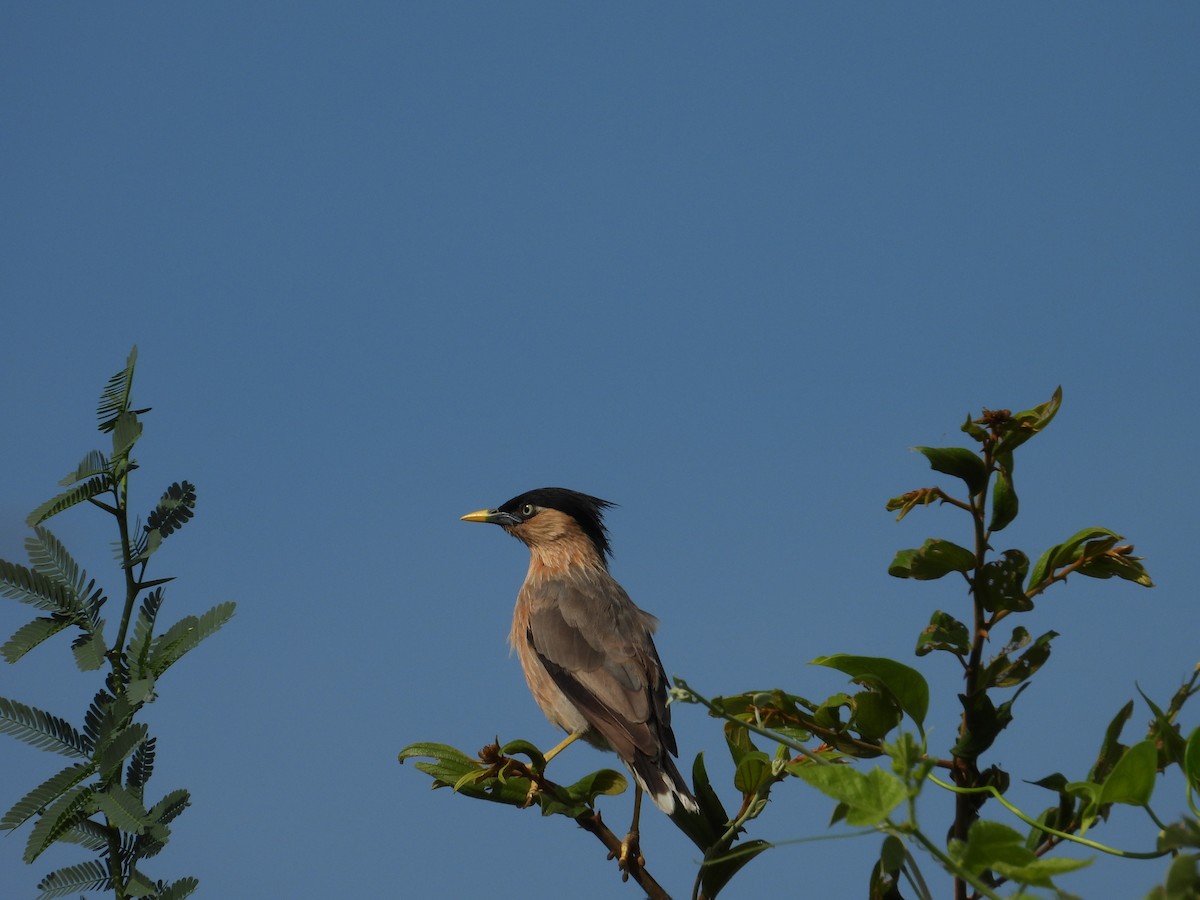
628, 751, 722, 850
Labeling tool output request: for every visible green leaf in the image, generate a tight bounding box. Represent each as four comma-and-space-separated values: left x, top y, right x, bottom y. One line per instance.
59, 449, 110, 487
95, 783, 150, 834
1153, 853, 1200, 900
989, 469, 1019, 532
399, 742, 534, 807
98, 723, 149, 780
916, 610, 969, 657
1185, 726, 1200, 803
953, 685, 1028, 759
812, 654, 929, 730
851, 691, 902, 742
914, 446, 989, 496
885, 488, 941, 522
111, 410, 144, 462
1028, 527, 1122, 590
144, 481, 196, 541
1, 761, 96, 831
147, 601, 236, 677
733, 750, 772, 793
155, 877, 200, 900
26, 477, 112, 528
147, 787, 191, 827
982, 630, 1058, 689
399, 741, 479, 772
0, 696, 90, 757
994, 386, 1063, 456
498, 738, 546, 768
1091, 700, 1134, 784
1078, 547, 1154, 587
127, 589, 164, 680
793, 764, 906, 826
1100, 739, 1158, 806
701, 839, 771, 899
36, 859, 112, 898
86, 694, 133, 760
126, 677, 157, 707
992, 855, 1091, 887
953, 819, 1032, 874
23, 785, 94, 863
888, 539, 976, 580
71, 629, 107, 671
880, 832, 905, 874
976, 549, 1032, 613
25, 527, 87, 598
1158, 820, 1200, 853
125, 868, 158, 897
97, 346, 139, 433
0, 559, 75, 613
961, 413, 989, 443
692, 752, 731, 829
2, 616, 71, 664
126, 735, 157, 796
1138, 685, 1187, 769
57, 817, 110, 852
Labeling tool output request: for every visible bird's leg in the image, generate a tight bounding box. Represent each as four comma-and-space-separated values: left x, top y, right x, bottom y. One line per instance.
524, 727, 588, 806
616, 784, 645, 876
543, 727, 587, 764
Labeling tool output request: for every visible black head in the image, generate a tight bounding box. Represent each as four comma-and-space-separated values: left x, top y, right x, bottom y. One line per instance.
497, 487, 615, 561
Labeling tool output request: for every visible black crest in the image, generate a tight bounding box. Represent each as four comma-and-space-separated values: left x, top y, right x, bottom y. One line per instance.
498, 487, 615, 561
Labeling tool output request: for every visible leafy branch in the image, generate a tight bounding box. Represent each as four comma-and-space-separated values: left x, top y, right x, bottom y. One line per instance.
0, 347, 235, 900
402, 388, 1199, 897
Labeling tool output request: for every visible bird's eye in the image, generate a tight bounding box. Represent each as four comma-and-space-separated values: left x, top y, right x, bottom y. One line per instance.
519, 503, 537, 518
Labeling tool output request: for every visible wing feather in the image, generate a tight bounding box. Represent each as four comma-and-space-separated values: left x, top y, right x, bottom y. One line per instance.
525, 571, 675, 759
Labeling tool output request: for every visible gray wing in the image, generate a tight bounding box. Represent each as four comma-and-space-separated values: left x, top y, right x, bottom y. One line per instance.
524, 569, 677, 762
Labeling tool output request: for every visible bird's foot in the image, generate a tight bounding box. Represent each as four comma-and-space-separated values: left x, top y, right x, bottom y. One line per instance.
522, 780, 540, 808
611, 828, 643, 881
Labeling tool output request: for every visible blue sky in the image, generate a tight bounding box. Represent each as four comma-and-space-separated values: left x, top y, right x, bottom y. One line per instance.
2, 4, 1197, 898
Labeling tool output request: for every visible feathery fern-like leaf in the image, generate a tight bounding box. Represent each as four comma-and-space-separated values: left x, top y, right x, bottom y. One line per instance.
23, 528, 109, 630
35, 859, 111, 898
81, 690, 120, 755
134, 825, 170, 861
26, 476, 111, 528
71, 628, 108, 672
148, 602, 236, 677
111, 410, 144, 463
126, 736, 157, 799
98, 723, 148, 781
128, 589, 163, 679
1, 761, 97, 832
97, 346, 138, 433
126, 868, 160, 897
0, 559, 75, 614
155, 876, 200, 900
58, 816, 111, 851
0, 697, 91, 758
88, 694, 133, 760
94, 783, 150, 834
59, 449, 110, 487
81, 579, 107, 629
23, 785, 94, 863
147, 788, 190, 827
1, 616, 71, 664
139, 482, 197, 561
146, 482, 196, 539
25, 527, 86, 598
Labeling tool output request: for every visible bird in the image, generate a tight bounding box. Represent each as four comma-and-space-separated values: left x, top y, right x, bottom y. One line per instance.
461, 487, 702, 868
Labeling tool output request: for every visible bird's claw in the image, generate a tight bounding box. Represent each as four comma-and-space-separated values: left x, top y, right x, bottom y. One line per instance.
522, 781, 540, 808
610, 829, 643, 880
